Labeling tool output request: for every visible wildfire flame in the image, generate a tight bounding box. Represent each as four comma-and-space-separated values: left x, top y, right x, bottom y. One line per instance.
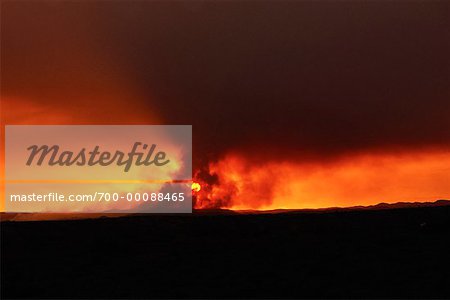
193, 150, 450, 211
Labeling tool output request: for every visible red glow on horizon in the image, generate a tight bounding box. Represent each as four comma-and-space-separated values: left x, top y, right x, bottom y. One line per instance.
193, 149, 450, 210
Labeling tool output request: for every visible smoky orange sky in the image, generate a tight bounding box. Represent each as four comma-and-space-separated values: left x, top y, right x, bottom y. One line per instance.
1, 1, 449, 211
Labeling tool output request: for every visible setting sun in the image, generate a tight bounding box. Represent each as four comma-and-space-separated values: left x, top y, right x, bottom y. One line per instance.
191, 182, 201, 193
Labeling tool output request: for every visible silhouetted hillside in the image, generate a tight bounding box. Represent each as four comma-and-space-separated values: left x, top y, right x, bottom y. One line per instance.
2, 204, 450, 298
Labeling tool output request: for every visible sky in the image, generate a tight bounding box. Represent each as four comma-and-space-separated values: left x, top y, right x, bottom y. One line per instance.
1, 1, 449, 210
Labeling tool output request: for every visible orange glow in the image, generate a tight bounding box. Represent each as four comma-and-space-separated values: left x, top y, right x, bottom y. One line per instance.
0, 91, 160, 213
194, 149, 450, 210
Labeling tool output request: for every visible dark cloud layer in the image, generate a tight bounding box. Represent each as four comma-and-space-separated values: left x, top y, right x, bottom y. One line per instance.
2, 1, 449, 167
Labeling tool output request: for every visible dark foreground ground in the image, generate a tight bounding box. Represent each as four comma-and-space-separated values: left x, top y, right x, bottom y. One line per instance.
2, 206, 450, 299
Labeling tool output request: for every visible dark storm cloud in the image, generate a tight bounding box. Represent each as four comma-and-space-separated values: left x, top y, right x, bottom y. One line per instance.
2, 1, 449, 166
